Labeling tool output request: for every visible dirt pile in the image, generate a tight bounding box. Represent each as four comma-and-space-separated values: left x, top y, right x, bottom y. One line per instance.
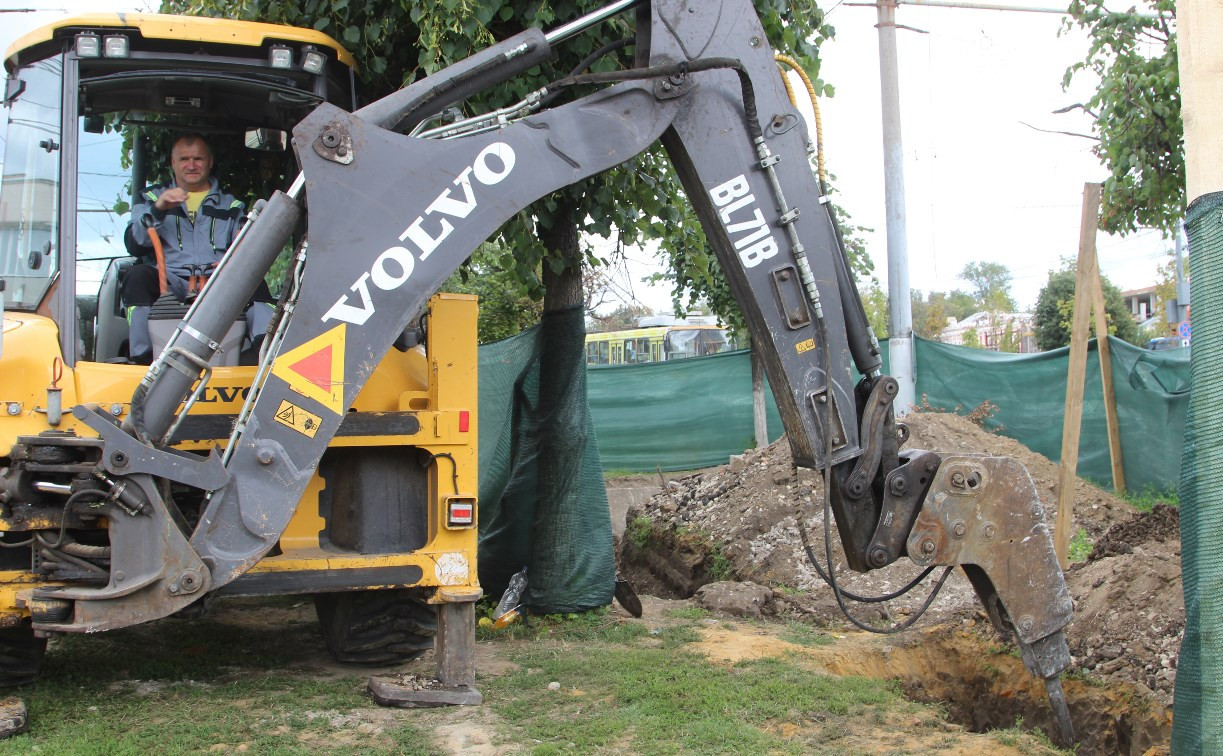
619, 409, 1133, 620
618, 408, 1185, 706
1066, 504, 1182, 703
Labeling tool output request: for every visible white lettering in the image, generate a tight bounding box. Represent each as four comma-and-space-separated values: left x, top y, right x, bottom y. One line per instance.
718, 193, 755, 224
370, 246, 416, 290
710, 174, 750, 207
323, 142, 519, 326
402, 218, 454, 260
472, 143, 515, 185
739, 236, 778, 268
322, 273, 376, 325
727, 208, 770, 250
425, 167, 478, 219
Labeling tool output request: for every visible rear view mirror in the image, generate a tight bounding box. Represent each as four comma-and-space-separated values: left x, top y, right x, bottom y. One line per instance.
244, 128, 287, 152
4, 77, 25, 105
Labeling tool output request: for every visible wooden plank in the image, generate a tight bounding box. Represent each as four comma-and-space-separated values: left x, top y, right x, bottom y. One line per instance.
1055, 182, 1103, 568
1088, 252, 1127, 494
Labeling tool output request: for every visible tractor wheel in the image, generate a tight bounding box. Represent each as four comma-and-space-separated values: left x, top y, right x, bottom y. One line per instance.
313, 589, 436, 665
0, 624, 46, 689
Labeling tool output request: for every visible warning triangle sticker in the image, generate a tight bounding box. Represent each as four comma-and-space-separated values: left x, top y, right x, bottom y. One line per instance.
271, 324, 346, 414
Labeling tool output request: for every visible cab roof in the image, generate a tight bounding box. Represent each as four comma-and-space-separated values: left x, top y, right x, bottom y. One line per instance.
5, 12, 357, 73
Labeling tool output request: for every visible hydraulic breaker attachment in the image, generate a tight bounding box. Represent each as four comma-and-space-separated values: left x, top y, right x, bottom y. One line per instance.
907, 455, 1076, 745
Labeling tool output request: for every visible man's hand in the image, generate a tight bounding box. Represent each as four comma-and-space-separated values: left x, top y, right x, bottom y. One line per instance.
154, 187, 188, 212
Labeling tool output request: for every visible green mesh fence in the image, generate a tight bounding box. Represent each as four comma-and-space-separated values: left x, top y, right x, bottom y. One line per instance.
476, 307, 614, 612
1172, 192, 1223, 753
476, 322, 1189, 614
579, 338, 1187, 492
915, 336, 1189, 493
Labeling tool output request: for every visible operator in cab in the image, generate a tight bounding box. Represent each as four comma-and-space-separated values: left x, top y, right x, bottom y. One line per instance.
123, 133, 273, 364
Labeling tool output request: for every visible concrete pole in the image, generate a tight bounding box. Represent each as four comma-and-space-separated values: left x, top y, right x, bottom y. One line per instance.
877, 0, 916, 415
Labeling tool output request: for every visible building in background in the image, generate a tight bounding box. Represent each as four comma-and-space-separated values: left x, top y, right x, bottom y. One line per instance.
939, 311, 1037, 353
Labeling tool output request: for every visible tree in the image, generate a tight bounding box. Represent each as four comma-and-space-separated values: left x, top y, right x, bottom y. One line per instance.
959, 261, 1017, 312
589, 303, 652, 333
860, 284, 889, 339
1033, 266, 1140, 350
962, 327, 981, 349
911, 289, 977, 339
442, 244, 543, 343
164, 0, 840, 332
1062, 0, 1181, 235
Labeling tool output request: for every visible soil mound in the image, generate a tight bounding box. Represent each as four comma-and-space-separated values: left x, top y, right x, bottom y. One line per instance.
1066, 505, 1182, 703
619, 410, 1132, 609
618, 408, 1184, 705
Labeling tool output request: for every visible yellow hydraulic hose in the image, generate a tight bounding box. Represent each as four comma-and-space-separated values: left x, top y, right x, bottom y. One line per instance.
775, 53, 827, 188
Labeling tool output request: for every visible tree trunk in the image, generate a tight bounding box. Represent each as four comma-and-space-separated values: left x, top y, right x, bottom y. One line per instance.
527, 200, 614, 610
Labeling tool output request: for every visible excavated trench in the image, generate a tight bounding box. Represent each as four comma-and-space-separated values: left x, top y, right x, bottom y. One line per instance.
821, 631, 1170, 755
622, 532, 1172, 755
692, 622, 1171, 755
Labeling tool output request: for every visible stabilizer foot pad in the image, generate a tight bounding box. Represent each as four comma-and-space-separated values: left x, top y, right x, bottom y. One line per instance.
368, 675, 482, 708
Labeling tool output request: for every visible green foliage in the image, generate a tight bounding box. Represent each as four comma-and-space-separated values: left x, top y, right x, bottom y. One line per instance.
665, 606, 711, 621
1062, 0, 1181, 235
1122, 485, 1178, 512
961, 326, 980, 349
626, 515, 655, 550
860, 282, 889, 338
1032, 265, 1140, 350
959, 261, 1017, 312
911, 289, 976, 339
590, 302, 652, 332
1068, 527, 1093, 563
708, 548, 734, 582
164, 0, 844, 325
441, 243, 543, 342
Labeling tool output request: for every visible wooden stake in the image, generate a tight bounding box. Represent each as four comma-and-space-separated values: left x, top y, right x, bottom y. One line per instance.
1055, 183, 1102, 568
1089, 261, 1127, 494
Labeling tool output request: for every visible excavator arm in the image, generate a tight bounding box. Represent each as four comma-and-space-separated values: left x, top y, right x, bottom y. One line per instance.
55, 0, 1073, 739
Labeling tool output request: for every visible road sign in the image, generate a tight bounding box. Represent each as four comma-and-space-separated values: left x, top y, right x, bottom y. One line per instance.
1178, 321, 1192, 340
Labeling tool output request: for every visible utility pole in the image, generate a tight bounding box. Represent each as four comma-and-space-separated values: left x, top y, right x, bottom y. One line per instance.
876, 0, 916, 415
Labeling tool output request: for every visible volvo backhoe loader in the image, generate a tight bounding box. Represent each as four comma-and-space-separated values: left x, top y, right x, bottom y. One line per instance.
0, 0, 1076, 741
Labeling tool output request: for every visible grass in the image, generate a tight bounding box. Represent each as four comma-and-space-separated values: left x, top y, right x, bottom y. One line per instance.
779, 620, 833, 648
708, 548, 734, 582
665, 606, 710, 621
482, 644, 902, 754
1068, 527, 1093, 563
1122, 485, 1179, 512
626, 516, 654, 550
0, 601, 437, 755
3, 598, 1078, 754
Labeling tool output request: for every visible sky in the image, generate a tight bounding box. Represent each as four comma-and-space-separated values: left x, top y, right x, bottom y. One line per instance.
0, 0, 1175, 312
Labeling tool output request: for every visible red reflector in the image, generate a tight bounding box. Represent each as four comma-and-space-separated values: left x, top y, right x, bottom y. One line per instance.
449, 500, 474, 525
459, 410, 470, 432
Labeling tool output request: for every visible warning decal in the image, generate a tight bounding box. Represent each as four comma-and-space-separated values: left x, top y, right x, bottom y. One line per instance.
270, 323, 347, 414
274, 399, 322, 438
795, 338, 816, 354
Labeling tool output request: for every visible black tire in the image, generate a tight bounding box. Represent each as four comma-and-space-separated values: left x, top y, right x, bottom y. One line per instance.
0, 623, 46, 689
313, 589, 436, 665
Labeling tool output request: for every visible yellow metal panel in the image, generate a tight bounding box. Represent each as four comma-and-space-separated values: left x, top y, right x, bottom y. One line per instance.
6, 12, 357, 71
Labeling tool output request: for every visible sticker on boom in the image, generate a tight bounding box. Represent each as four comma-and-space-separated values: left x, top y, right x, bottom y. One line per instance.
796, 338, 816, 354
270, 323, 347, 414
274, 400, 322, 438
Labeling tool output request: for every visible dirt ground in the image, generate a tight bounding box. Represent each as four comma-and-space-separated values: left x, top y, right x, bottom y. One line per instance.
617, 408, 1181, 754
